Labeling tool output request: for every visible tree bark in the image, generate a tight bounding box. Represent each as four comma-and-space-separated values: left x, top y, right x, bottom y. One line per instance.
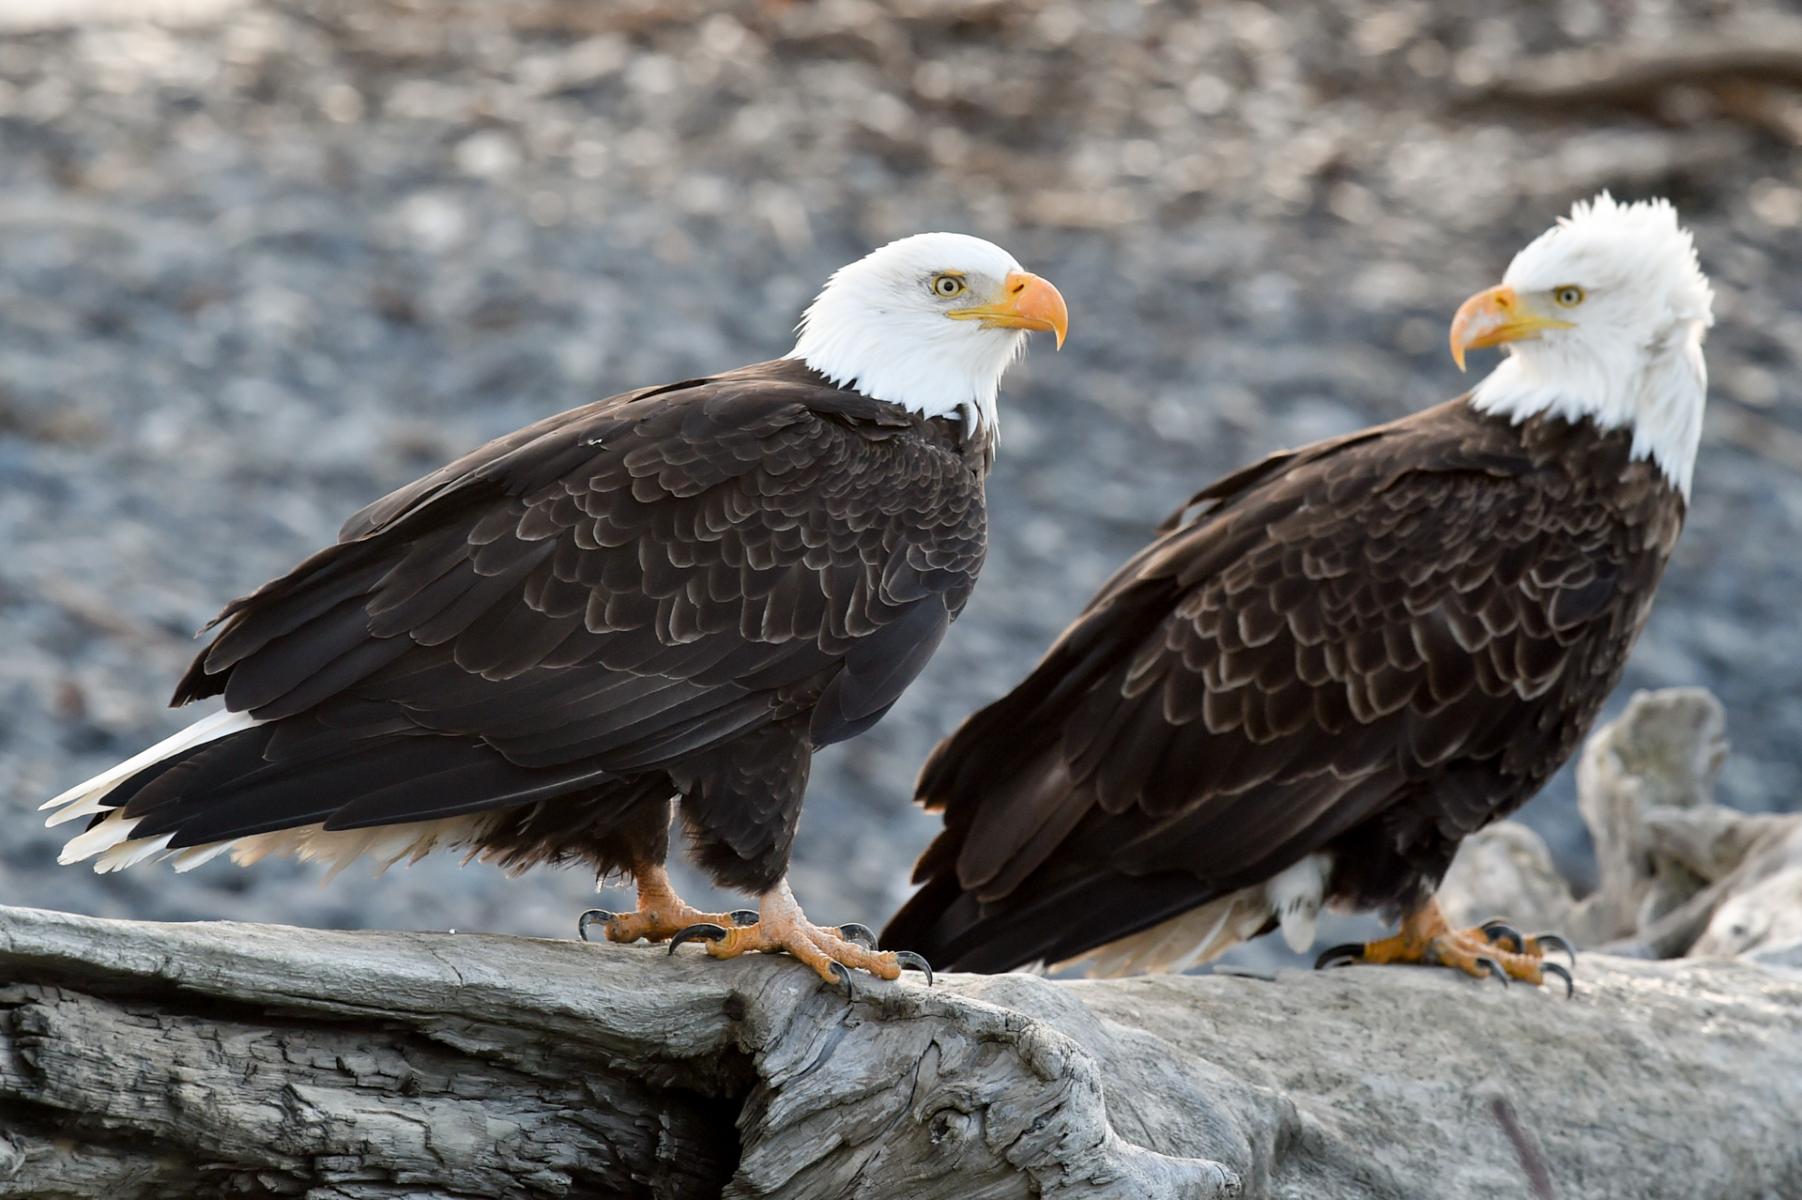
3, 904, 1800, 1200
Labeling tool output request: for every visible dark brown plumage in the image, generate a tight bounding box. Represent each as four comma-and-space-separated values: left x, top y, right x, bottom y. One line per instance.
883, 397, 1685, 973
49, 230, 1068, 987
888, 195, 1710, 988
84, 359, 990, 893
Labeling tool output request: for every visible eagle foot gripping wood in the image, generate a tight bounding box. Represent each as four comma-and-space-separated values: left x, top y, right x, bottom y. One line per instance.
1314, 898, 1576, 997
577, 863, 759, 945
665, 879, 934, 995
579, 905, 759, 945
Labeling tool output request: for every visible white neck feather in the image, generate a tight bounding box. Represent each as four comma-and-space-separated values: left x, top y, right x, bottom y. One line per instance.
1469, 318, 1708, 498
785, 321, 1025, 434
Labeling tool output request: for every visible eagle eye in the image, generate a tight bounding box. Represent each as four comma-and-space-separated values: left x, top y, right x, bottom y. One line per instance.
1553, 285, 1586, 308
931, 273, 968, 299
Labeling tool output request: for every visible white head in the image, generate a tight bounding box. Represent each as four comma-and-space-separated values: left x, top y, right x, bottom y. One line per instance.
1453, 193, 1713, 496
785, 232, 1068, 437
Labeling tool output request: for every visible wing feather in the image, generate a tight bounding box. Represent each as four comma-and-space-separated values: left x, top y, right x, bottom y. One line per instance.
888, 398, 1684, 969
141, 361, 986, 850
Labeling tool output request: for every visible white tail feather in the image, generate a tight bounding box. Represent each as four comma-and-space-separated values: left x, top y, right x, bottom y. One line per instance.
68, 814, 497, 877
44, 791, 119, 829
50, 705, 502, 877
96, 831, 176, 873
169, 842, 236, 873
48, 707, 259, 872
1062, 853, 1336, 978
42, 708, 261, 817
59, 812, 146, 865
1062, 890, 1269, 978
226, 817, 495, 877
52, 723, 658, 879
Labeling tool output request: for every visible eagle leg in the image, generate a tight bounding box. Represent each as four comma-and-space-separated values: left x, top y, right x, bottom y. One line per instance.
668, 878, 933, 990
578, 864, 759, 945
1314, 897, 1575, 996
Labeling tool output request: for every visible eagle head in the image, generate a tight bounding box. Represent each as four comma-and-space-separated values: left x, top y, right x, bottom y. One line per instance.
787, 232, 1068, 435
1455, 193, 1715, 497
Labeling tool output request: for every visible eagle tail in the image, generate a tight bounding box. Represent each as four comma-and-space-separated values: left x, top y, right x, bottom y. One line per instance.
45, 712, 619, 877
41, 708, 263, 833
887, 851, 1337, 976
883, 867, 1224, 974
1053, 889, 1270, 977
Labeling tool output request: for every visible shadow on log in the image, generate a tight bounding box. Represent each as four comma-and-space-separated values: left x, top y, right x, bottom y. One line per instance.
4, 903, 1801, 1199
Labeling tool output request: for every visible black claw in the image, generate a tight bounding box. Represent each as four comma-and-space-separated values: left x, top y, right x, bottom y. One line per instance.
894, 950, 935, 986
1480, 920, 1524, 952
1314, 943, 1367, 970
1475, 955, 1509, 987
577, 909, 614, 943
1542, 961, 1575, 999
667, 923, 729, 954
828, 960, 855, 1001
728, 909, 761, 927
1534, 933, 1577, 970
837, 922, 878, 949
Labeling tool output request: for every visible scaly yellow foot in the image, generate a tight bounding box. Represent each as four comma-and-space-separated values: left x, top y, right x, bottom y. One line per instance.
667, 879, 934, 995
1315, 897, 1576, 996
578, 864, 759, 945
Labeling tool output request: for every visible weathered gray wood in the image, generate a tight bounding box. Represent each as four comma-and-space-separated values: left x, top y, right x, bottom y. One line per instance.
4, 904, 1800, 1200
1576, 687, 1731, 943
1441, 689, 1802, 964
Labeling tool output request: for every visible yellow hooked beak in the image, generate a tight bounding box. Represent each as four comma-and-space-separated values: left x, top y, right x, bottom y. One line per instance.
949, 270, 1069, 349
1448, 284, 1574, 372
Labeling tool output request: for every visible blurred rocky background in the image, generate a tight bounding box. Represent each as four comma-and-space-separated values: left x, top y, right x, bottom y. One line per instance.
3, 0, 1800, 958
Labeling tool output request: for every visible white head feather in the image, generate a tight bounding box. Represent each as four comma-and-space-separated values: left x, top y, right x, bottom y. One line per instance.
786, 233, 1047, 437
1469, 193, 1714, 497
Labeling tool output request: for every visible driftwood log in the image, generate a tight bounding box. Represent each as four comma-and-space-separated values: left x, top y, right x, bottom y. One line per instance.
3, 903, 1801, 1200
1439, 688, 1802, 965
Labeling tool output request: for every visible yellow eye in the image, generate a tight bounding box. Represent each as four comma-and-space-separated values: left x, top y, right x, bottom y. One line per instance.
931, 273, 968, 298
1553, 285, 1585, 308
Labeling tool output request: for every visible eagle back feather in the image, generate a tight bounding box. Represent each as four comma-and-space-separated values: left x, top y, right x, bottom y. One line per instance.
115, 360, 988, 868
889, 396, 1685, 971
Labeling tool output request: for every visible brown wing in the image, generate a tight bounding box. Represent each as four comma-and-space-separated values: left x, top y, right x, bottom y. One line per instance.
112, 361, 985, 849
884, 399, 1682, 969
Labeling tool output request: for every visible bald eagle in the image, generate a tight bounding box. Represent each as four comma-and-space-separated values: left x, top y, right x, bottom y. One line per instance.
883, 195, 1710, 992
44, 233, 1068, 988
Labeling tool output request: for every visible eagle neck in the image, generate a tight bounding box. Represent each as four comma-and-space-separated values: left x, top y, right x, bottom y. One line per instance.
767, 359, 997, 475
1466, 320, 1707, 499
784, 325, 1021, 450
